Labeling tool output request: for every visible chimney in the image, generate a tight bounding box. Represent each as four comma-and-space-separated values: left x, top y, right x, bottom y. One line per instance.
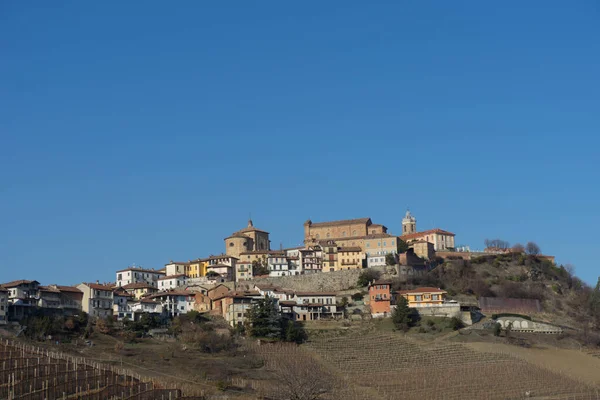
96, 280, 99, 284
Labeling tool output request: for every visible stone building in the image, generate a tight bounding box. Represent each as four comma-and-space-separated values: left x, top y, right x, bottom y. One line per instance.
225, 220, 270, 259
304, 217, 387, 243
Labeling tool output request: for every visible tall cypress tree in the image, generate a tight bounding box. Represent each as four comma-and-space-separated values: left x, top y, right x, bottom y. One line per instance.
246, 296, 282, 339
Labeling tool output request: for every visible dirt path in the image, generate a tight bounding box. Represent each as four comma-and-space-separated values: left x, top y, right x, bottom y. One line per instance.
465, 342, 600, 388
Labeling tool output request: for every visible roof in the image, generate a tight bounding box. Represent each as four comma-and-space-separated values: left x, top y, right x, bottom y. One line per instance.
369, 280, 392, 287
295, 291, 337, 296
1, 280, 39, 288
207, 264, 232, 268
149, 290, 195, 298
206, 254, 239, 261
158, 274, 187, 281
0, 287, 8, 292
338, 246, 362, 252
55, 285, 83, 293
400, 229, 455, 241
139, 298, 160, 304
84, 283, 114, 291
306, 217, 371, 227
225, 232, 251, 240
116, 267, 166, 274
397, 287, 447, 295
164, 261, 190, 266
121, 282, 157, 290
478, 297, 542, 314
279, 300, 297, 306
239, 250, 280, 256
39, 286, 61, 293
254, 283, 280, 291
113, 290, 134, 298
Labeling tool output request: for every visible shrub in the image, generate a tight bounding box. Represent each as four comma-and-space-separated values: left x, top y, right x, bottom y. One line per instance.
493, 323, 502, 336
449, 317, 464, 331
351, 292, 364, 301
284, 321, 307, 344
357, 269, 381, 287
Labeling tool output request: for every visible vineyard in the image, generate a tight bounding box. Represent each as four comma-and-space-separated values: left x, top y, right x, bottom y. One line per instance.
304, 332, 600, 400
0, 339, 202, 400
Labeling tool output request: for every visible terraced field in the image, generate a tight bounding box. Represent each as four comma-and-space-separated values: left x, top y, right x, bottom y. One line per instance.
305, 333, 600, 400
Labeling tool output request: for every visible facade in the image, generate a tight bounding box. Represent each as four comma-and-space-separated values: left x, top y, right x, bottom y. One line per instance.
113, 290, 135, 320
321, 241, 339, 272
304, 217, 387, 243
0, 288, 7, 325
149, 291, 195, 317
225, 219, 271, 259
337, 247, 365, 270
402, 210, 417, 235
115, 268, 165, 288
410, 240, 435, 260
368, 281, 393, 317
51, 285, 83, 313
77, 283, 114, 318
2, 280, 40, 307
287, 292, 340, 321
367, 254, 387, 268
164, 261, 189, 277
235, 260, 253, 281
212, 293, 260, 327
300, 245, 323, 274
267, 252, 289, 277
121, 282, 159, 299
187, 258, 209, 279
363, 234, 397, 257
37, 286, 62, 309
397, 287, 447, 307
158, 274, 188, 290
284, 248, 302, 275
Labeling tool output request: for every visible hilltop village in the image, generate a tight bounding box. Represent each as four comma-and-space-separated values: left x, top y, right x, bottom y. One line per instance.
0, 212, 558, 331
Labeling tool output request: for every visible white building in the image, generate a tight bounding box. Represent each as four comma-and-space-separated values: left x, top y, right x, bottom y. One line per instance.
115, 267, 165, 288
113, 290, 135, 320
164, 261, 190, 277
367, 254, 387, 268
1, 280, 40, 307
149, 291, 195, 317
235, 260, 253, 281
158, 274, 188, 290
0, 287, 8, 325
300, 246, 323, 274
267, 253, 289, 277
206, 264, 233, 282
77, 282, 113, 318
131, 299, 163, 315
284, 247, 303, 275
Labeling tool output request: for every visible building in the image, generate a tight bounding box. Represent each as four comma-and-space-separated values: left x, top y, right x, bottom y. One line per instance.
77, 282, 114, 318
164, 261, 189, 277
304, 217, 387, 243
337, 247, 364, 270
0, 287, 8, 325
287, 292, 340, 321
187, 258, 209, 279
113, 289, 135, 320
368, 281, 393, 317
396, 287, 447, 307
409, 240, 435, 260
149, 291, 195, 317
130, 299, 163, 317
284, 247, 303, 275
158, 274, 188, 290
321, 241, 339, 272
212, 292, 261, 327
300, 245, 323, 274
2, 280, 40, 307
235, 260, 253, 281
37, 286, 62, 309
115, 267, 165, 288
363, 234, 397, 257
121, 282, 159, 300
400, 211, 455, 251
267, 252, 289, 277
50, 285, 83, 314
225, 219, 271, 259
367, 254, 387, 268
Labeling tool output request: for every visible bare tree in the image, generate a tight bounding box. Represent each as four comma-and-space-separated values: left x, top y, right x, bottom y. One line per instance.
512, 243, 525, 253
265, 349, 335, 400
525, 242, 541, 255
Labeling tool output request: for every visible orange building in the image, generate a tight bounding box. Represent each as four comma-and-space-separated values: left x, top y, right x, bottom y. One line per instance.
368, 280, 393, 317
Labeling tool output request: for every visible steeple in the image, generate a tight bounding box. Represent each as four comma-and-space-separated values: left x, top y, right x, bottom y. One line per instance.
402, 209, 417, 235
247, 219, 254, 228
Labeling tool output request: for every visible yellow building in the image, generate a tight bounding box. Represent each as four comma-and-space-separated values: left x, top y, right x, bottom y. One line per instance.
396, 287, 446, 307
337, 247, 364, 271
186, 258, 209, 278
401, 210, 456, 251
121, 283, 158, 300
304, 217, 387, 243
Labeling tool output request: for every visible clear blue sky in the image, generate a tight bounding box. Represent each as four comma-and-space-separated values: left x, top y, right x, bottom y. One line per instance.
1, 2, 599, 285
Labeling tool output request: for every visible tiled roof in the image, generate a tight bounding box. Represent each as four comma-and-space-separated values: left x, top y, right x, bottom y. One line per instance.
113, 290, 134, 297
225, 232, 251, 240
85, 283, 114, 291
1, 280, 39, 288
306, 218, 371, 227
400, 229, 455, 241
149, 290, 195, 298
369, 280, 392, 287
338, 247, 362, 252
164, 261, 190, 266
39, 286, 61, 293
116, 267, 166, 274
121, 282, 157, 290
157, 274, 187, 281
294, 291, 337, 296
397, 287, 447, 295
206, 254, 239, 261
55, 285, 83, 293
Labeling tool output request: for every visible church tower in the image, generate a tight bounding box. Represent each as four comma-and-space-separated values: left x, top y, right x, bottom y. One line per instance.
402, 210, 416, 235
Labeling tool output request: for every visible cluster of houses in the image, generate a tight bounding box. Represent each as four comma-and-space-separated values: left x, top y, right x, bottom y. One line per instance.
0, 213, 479, 328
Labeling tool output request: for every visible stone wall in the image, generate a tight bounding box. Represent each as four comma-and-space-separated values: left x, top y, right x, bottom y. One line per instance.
233, 266, 390, 292
496, 317, 563, 334
413, 304, 461, 319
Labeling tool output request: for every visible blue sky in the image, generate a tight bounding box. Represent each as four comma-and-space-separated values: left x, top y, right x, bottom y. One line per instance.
1, 2, 599, 285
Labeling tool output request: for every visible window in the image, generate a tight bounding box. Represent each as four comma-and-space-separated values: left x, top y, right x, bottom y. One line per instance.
352, 230, 356, 236
326, 233, 330, 238
366, 243, 370, 248
392, 240, 395, 245
415, 295, 422, 301
342, 231, 346, 237
237, 313, 242, 318
383, 241, 387, 246
229, 242, 234, 247
316, 234, 320, 239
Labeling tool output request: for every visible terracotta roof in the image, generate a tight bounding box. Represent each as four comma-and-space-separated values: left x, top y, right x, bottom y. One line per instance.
239, 250, 279, 256
113, 291, 134, 298
164, 261, 190, 266
1, 280, 39, 288
121, 282, 157, 290
294, 292, 337, 296
84, 283, 114, 291
55, 285, 82, 293
206, 254, 239, 261
369, 280, 392, 287
116, 267, 166, 274
338, 247, 362, 252
158, 274, 187, 281
400, 229, 455, 241
139, 298, 160, 304
208, 264, 233, 268
279, 300, 297, 306
236, 226, 269, 234
225, 232, 251, 240
0, 287, 8, 292
39, 286, 61, 293
397, 287, 447, 295
306, 218, 371, 228
149, 290, 195, 298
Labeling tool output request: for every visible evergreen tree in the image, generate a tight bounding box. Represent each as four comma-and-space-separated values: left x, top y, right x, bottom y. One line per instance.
246, 296, 282, 339
392, 296, 415, 332
397, 239, 409, 254
590, 277, 600, 322
284, 320, 307, 344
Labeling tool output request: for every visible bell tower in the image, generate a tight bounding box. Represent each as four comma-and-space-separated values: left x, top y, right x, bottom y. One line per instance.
402, 210, 416, 235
